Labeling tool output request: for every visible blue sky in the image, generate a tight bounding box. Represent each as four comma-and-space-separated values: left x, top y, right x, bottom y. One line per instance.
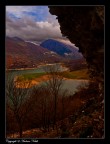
6, 6, 75, 46
6, 6, 52, 22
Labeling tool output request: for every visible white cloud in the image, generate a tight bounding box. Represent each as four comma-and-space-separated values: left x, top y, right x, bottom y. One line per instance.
55, 38, 78, 49
6, 6, 76, 46
6, 16, 62, 42
37, 21, 52, 28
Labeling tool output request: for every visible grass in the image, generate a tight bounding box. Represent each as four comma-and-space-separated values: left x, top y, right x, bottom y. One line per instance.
60, 69, 89, 79
17, 72, 45, 81
17, 69, 89, 81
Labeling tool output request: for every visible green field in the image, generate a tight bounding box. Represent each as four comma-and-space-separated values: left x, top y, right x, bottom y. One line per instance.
17, 69, 89, 81
17, 72, 45, 81
60, 69, 89, 79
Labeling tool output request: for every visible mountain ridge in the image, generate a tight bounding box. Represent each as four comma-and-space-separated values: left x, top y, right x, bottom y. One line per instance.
40, 39, 83, 59
6, 37, 83, 69
6, 37, 64, 69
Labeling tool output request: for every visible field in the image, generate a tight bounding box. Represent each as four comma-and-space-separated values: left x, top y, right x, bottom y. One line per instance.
17, 72, 45, 81
17, 68, 89, 81
60, 69, 89, 79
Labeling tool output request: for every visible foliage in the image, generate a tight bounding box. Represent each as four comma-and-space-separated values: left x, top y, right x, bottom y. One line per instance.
60, 123, 70, 138
79, 125, 93, 138
6, 72, 104, 138
6, 73, 36, 137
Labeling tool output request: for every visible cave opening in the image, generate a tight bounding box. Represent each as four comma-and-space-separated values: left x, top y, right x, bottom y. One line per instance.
48, 6, 104, 138
48, 6, 104, 92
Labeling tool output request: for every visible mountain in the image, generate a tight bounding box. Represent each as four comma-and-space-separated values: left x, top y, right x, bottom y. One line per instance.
6, 37, 64, 69
12, 36, 25, 42
6, 37, 84, 69
40, 39, 83, 59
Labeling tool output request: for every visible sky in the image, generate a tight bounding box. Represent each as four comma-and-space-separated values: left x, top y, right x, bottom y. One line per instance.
6, 6, 76, 46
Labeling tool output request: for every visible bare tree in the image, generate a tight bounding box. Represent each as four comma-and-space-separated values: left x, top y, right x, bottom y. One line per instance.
36, 86, 53, 132
43, 64, 64, 130
60, 90, 69, 121
6, 73, 35, 138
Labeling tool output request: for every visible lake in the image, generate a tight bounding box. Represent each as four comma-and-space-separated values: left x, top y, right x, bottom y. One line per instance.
6, 63, 88, 95
61, 79, 88, 95
41, 79, 88, 95
6, 63, 68, 76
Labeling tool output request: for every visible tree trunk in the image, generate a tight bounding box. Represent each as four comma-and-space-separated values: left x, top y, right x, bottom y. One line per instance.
54, 95, 57, 127
56, 123, 59, 136
19, 125, 23, 138
52, 122, 55, 130
62, 97, 65, 120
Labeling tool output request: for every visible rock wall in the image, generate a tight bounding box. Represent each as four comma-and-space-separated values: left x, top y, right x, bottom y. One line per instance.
48, 6, 104, 92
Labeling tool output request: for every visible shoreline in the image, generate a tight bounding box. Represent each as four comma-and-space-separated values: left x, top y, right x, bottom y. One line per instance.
6, 67, 38, 71
64, 78, 89, 82
6, 63, 68, 71
15, 75, 89, 88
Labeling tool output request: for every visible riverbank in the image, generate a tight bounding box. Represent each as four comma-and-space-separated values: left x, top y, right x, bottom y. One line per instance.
6, 63, 69, 71
15, 74, 89, 89
6, 67, 38, 71
64, 78, 89, 82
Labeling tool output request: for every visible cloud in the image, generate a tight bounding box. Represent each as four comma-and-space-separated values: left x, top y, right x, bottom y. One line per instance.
6, 6, 75, 45
6, 15, 62, 42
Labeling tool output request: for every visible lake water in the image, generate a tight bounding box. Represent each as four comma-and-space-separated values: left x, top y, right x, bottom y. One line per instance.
7, 63, 68, 76
6, 64, 88, 95
61, 79, 88, 95
41, 79, 88, 95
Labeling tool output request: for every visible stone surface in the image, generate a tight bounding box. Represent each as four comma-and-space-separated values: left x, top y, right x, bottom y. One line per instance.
48, 6, 104, 92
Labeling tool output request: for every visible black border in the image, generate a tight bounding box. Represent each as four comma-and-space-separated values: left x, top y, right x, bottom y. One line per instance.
1, 0, 105, 6
0, 3, 5, 144
105, 1, 110, 144
1, 0, 109, 143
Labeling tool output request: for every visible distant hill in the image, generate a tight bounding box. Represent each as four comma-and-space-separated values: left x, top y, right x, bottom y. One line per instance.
40, 39, 83, 59
6, 37, 64, 69
6, 37, 84, 69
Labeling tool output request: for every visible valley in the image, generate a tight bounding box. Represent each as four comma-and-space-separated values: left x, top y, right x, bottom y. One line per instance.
6, 5, 104, 139
6, 36, 88, 93
6, 37, 84, 69
7, 62, 89, 93
6, 36, 92, 139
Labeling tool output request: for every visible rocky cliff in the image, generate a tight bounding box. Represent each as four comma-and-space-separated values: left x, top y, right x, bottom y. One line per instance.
48, 6, 104, 92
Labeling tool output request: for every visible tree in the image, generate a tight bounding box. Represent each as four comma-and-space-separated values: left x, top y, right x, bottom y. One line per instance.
44, 64, 64, 130
6, 73, 34, 138
39, 86, 52, 132
60, 90, 69, 121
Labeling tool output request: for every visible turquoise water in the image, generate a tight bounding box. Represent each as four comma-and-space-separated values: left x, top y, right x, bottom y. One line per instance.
6, 64, 88, 95
7, 64, 68, 76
